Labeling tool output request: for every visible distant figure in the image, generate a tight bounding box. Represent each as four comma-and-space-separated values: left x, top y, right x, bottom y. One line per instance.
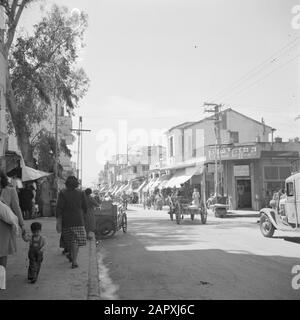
19, 184, 34, 220
104, 192, 112, 201
192, 188, 200, 208
22, 222, 46, 284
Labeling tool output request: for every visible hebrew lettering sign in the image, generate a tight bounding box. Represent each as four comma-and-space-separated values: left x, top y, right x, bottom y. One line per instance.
208, 145, 259, 161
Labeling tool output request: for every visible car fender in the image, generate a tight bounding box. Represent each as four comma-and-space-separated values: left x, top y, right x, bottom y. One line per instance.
260, 208, 278, 229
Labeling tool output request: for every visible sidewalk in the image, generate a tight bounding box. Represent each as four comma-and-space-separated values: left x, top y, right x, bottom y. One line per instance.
0, 217, 100, 300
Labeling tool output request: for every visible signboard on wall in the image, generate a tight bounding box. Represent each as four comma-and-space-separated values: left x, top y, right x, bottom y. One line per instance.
208, 145, 259, 161
234, 165, 250, 177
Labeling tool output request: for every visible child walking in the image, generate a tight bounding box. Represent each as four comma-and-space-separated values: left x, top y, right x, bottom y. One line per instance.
23, 222, 46, 283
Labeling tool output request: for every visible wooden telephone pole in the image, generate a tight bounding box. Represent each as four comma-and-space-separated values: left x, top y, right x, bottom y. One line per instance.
71, 117, 91, 188
203, 103, 223, 197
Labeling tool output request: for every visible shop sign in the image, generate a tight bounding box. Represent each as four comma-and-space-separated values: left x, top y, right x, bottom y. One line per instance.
234, 165, 250, 177
208, 145, 259, 161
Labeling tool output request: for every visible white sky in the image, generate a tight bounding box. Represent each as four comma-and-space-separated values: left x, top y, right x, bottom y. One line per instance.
19, 0, 300, 187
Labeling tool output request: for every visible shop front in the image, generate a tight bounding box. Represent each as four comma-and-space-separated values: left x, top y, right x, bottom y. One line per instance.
206, 144, 300, 211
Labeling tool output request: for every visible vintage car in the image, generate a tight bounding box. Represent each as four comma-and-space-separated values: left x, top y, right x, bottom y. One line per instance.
259, 172, 300, 238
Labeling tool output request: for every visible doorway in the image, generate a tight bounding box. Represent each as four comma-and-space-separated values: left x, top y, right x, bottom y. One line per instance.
236, 179, 252, 209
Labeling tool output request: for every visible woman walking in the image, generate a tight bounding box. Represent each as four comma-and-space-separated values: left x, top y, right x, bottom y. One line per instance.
56, 176, 87, 269
0, 170, 25, 269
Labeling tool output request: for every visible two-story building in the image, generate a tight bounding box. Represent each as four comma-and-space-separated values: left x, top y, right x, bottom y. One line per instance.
164, 108, 300, 210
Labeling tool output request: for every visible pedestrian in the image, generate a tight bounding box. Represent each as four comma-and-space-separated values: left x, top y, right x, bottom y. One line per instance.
192, 188, 200, 208
22, 222, 46, 284
19, 183, 34, 220
56, 176, 87, 269
0, 170, 26, 270
84, 188, 98, 239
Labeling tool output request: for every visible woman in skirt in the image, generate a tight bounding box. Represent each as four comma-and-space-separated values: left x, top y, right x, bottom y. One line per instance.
56, 176, 87, 269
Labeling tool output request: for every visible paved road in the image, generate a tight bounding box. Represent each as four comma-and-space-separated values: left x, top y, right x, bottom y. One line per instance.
98, 206, 300, 300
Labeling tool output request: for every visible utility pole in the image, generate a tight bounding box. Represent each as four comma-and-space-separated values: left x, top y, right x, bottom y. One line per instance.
71, 117, 91, 189
203, 103, 223, 197
54, 102, 59, 199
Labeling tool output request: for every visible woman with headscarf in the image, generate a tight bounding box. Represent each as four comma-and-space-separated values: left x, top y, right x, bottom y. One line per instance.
56, 176, 87, 269
0, 170, 25, 269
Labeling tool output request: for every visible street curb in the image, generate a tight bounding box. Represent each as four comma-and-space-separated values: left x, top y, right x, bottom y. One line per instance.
87, 233, 101, 300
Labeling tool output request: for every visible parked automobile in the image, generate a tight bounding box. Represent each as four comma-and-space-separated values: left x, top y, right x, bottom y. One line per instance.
259, 172, 300, 238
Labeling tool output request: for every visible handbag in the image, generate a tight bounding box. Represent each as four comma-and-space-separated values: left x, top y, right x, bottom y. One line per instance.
56, 215, 62, 233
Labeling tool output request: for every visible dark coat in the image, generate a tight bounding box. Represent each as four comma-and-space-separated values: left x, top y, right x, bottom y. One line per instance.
56, 189, 87, 228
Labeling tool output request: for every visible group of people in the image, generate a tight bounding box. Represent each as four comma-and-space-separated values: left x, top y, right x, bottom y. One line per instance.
143, 185, 202, 211
0, 171, 100, 289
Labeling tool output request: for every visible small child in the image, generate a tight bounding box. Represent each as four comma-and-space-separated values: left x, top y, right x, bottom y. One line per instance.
22, 222, 46, 284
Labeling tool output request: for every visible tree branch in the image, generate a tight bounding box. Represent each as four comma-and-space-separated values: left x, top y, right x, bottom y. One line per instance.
4, 0, 28, 57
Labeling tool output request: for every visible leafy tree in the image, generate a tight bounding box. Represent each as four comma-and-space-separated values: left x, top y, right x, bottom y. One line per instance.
0, 2, 89, 167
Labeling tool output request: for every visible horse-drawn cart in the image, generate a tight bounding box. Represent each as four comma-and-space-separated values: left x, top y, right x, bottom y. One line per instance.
94, 200, 127, 239
169, 196, 208, 225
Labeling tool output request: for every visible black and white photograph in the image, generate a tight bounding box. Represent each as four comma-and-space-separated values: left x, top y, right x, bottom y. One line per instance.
0, 0, 300, 305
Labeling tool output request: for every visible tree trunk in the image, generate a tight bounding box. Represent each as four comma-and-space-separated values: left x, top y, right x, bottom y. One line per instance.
6, 74, 35, 167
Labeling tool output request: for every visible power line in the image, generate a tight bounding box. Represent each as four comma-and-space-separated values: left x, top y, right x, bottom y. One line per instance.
208, 34, 300, 103
220, 51, 300, 102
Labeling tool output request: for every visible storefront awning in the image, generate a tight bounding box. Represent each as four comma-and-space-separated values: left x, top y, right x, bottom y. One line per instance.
136, 180, 147, 193
164, 166, 203, 188
22, 166, 52, 182
115, 184, 127, 195
111, 185, 121, 195
157, 175, 172, 190
142, 178, 156, 192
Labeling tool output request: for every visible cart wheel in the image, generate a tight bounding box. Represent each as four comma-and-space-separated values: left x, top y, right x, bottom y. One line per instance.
122, 214, 127, 233
191, 214, 195, 221
96, 220, 116, 239
175, 203, 182, 225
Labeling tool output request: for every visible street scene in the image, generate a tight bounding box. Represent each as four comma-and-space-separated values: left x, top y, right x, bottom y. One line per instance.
0, 0, 300, 303
98, 206, 300, 300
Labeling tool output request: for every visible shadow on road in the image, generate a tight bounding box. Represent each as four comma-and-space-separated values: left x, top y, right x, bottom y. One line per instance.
99, 227, 300, 300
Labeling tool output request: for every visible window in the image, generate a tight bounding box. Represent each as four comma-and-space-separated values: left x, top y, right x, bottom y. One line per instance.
169, 137, 174, 157
264, 167, 279, 180
230, 131, 239, 143
192, 149, 196, 158
286, 182, 294, 197
133, 166, 137, 174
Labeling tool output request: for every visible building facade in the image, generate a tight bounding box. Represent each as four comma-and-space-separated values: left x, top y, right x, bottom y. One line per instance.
164, 108, 300, 210
100, 146, 167, 187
